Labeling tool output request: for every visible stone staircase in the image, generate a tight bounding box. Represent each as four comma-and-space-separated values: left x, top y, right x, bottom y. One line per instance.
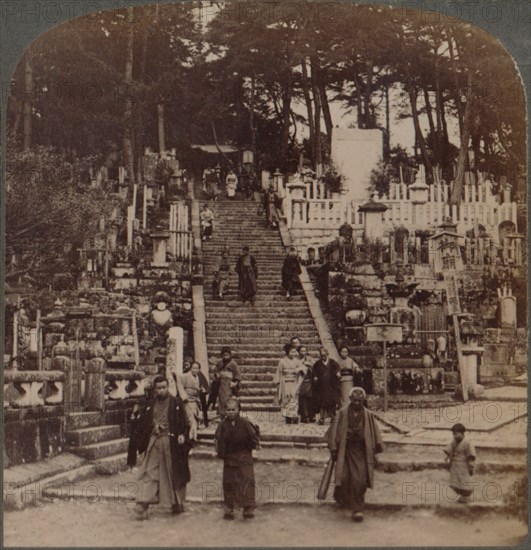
201, 199, 324, 410
65, 412, 128, 461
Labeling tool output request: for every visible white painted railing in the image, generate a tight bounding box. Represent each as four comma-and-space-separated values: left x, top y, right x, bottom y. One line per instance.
285, 179, 518, 237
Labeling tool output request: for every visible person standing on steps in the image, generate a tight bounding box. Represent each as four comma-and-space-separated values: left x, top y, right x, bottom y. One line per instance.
133, 375, 197, 520
274, 344, 305, 424
214, 250, 231, 300
226, 169, 238, 199
327, 387, 384, 523
281, 246, 301, 299
444, 423, 476, 504
313, 347, 341, 425
298, 345, 317, 423
214, 347, 241, 418
236, 245, 258, 305
200, 204, 214, 241
215, 398, 260, 520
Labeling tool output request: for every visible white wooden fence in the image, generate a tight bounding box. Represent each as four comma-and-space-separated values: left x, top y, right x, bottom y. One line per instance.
285, 179, 518, 237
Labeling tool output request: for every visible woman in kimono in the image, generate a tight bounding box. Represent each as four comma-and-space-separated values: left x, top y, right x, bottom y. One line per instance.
214, 347, 241, 418
215, 251, 231, 299
179, 362, 205, 425
200, 204, 214, 240
275, 344, 305, 424
327, 387, 384, 522
226, 170, 238, 199
215, 398, 259, 519
337, 346, 362, 408
444, 423, 476, 503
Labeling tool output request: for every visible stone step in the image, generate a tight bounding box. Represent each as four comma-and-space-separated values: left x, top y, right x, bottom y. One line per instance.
207, 351, 319, 360
204, 299, 311, 307
65, 411, 106, 431
68, 438, 129, 461
238, 395, 275, 403
239, 373, 275, 380
206, 327, 318, 337
65, 425, 122, 447
240, 380, 277, 388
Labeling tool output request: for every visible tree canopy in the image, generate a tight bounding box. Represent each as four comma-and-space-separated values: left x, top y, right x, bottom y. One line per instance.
7, 2, 526, 189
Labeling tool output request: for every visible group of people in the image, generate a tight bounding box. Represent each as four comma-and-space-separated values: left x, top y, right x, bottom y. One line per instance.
275, 338, 364, 425
202, 165, 255, 201
130, 355, 476, 523
212, 246, 258, 304
131, 374, 259, 521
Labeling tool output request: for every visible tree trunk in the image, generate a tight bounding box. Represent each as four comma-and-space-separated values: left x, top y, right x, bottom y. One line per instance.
158, 104, 166, 153
280, 81, 292, 163
23, 55, 33, 151
311, 59, 322, 175
384, 81, 390, 157
423, 87, 436, 140
449, 72, 473, 205
408, 87, 433, 176
434, 54, 445, 168
319, 79, 333, 149
300, 59, 315, 162
363, 60, 375, 129
123, 6, 135, 186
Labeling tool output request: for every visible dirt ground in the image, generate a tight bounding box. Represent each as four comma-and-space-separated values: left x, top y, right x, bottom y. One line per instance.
3, 500, 527, 547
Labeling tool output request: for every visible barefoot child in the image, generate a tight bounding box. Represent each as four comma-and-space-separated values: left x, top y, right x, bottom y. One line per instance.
444, 423, 476, 503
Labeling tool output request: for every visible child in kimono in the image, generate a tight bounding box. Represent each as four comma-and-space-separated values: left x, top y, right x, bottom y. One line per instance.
444, 423, 476, 503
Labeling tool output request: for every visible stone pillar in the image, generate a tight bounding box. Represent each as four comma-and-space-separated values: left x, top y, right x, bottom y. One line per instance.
85, 358, 105, 411
127, 205, 135, 248
166, 327, 188, 401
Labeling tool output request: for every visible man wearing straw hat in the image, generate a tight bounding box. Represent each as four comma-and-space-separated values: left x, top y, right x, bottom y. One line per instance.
326, 387, 384, 522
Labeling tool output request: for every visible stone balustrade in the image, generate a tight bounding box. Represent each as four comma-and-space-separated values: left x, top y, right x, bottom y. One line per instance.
4, 371, 65, 408
104, 370, 145, 400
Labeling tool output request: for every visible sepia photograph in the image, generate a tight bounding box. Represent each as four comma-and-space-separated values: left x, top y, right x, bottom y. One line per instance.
2, 0, 528, 546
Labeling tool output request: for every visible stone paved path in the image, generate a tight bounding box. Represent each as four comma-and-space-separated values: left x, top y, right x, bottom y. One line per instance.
4, 500, 527, 547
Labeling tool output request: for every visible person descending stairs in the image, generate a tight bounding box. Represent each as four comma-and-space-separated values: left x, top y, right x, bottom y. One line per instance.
201, 199, 324, 411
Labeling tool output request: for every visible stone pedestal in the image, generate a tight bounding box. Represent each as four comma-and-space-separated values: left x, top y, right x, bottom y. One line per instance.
85, 358, 105, 411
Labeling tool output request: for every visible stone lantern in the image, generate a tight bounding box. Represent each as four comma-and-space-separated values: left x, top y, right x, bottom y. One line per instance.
242, 148, 254, 165
358, 196, 388, 241
409, 172, 429, 205
409, 169, 429, 228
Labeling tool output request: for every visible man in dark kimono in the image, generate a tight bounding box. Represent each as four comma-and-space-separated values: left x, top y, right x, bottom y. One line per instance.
133, 376, 197, 520
236, 246, 258, 305
312, 347, 341, 425
281, 246, 301, 299
327, 387, 384, 522
215, 398, 260, 520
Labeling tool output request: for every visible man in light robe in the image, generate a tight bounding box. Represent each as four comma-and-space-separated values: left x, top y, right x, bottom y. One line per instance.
326, 387, 384, 522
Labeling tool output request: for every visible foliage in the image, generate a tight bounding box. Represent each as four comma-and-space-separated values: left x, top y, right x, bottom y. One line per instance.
5, 141, 124, 287
370, 145, 419, 196
321, 161, 345, 193
6, 4, 526, 194
504, 474, 528, 523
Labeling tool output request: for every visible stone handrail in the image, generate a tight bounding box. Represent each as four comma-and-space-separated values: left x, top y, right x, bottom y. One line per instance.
104, 369, 146, 401
4, 370, 65, 408
4, 368, 147, 408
